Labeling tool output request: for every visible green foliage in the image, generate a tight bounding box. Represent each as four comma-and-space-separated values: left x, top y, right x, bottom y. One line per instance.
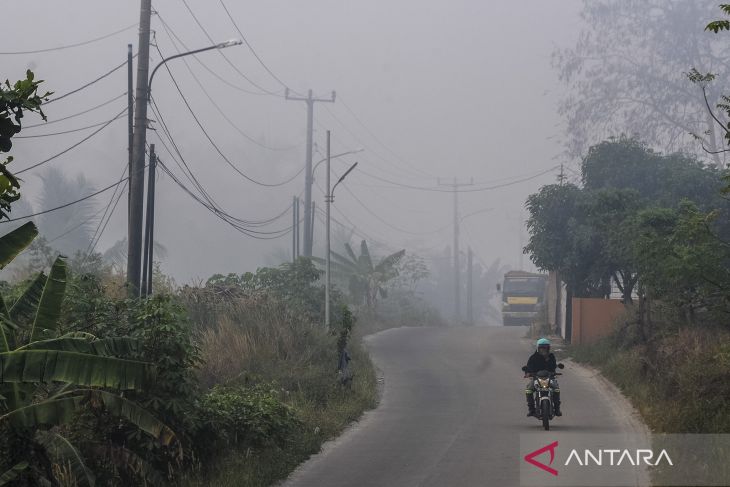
0, 71, 51, 220
526, 137, 730, 312
320, 240, 405, 309
199, 384, 300, 449
706, 4, 730, 32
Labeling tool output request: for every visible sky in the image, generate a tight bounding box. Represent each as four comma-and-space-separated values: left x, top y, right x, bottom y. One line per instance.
2, 0, 583, 283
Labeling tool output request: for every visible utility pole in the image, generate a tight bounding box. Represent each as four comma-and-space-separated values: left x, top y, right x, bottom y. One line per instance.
285, 88, 335, 256
324, 130, 358, 328
292, 196, 298, 262
467, 247, 474, 326
127, 44, 134, 223
325, 132, 331, 327
141, 144, 156, 297
439, 177, 474, 325
128, 0, 152, 296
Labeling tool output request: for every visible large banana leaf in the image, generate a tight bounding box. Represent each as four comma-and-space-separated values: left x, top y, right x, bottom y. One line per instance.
35, 431, 96, 486
18, 336, 141, 357
90, 390, 176, 446
0, 222, 38, 269
3, 390, 174, 446
9, 270, 46, 326
2, 395, 82, 429
0, 350, 151, 390
374, 249, 406, 274
30, 257, 67, 342
0, 462, 29, 486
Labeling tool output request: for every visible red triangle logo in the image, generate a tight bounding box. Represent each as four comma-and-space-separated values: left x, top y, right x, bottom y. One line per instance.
524, 441, 559, 476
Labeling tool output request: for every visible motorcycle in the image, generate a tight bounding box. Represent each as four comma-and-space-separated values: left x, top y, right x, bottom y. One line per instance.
522, 363, 564, 431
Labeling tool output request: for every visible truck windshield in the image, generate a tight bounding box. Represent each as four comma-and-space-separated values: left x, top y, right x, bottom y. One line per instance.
503, 278, 545, 296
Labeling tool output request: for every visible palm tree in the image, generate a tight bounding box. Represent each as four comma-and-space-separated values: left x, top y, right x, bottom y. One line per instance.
0, 222, 174, 485
320, 240, 405, 310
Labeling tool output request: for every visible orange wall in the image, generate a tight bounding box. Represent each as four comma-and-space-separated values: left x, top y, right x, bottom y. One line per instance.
571, 298, 625, 345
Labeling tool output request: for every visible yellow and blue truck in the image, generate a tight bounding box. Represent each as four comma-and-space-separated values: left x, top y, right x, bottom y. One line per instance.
498, 271, 548, 326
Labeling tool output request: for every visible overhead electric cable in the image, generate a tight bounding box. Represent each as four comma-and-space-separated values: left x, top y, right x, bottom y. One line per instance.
218, 0, 294, 92
45, 58, 133, 104
354, 165, 559, 193
180, 0, 281, 96
149, 51, 299, 187
156, 12, 271, 96
156, 20, 298, 151
0, 22, 138, 55
1, 177, 129, 223
336, 95, 437, 178
16, 107, 127, 174
16, 112, 126, 138
24, 92, 126, 128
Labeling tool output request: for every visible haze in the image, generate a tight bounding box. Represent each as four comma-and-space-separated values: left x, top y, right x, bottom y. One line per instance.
2, 0, 582, 283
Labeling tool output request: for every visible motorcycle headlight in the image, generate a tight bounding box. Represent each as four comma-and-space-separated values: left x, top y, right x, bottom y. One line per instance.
537, 378, 550, 388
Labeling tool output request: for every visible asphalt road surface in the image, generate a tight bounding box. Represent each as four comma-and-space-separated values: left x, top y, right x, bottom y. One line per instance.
283, 326, 648, 487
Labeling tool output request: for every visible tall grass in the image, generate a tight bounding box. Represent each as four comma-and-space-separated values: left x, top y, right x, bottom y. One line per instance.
569, 325, 730, 433
180, 291, 377, 486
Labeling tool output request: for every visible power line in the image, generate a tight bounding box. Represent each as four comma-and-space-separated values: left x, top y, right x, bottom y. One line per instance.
353, 165, 559, 193
0, 22, 138, 55
45, 58, 133, 104
85, 164, 130, 258
218, 0, 294, 92
157, 159, 296, 239
1, 176, 129, 223
180, 0, 281, 96
15, 112, 126, 138
149, 48, 300, 187
16, 107, 127, 175
155, 20, 299, 152
24, 92, 126, 128
147, 119, 293, 228
336, 95, 437, 178
155, 12, 274, 97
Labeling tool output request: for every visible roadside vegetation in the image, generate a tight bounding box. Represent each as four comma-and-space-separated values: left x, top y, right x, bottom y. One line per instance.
524, 6, 730, 436
0, 71, 447, 486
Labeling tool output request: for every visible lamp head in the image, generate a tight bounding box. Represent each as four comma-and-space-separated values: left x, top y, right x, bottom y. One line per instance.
216, 38, 243, 49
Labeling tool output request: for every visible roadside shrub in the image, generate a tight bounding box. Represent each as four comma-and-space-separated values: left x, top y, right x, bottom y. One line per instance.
198, 384, 301, 450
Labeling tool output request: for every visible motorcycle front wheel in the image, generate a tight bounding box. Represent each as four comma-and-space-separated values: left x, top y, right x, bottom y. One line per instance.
542, 402, 550, 430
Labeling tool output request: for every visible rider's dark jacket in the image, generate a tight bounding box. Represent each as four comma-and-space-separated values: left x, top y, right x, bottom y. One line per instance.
525, 351, 557, 374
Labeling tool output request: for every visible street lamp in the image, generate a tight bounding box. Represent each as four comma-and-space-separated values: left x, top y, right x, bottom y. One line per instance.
132, 38, 242, 297
325, 130, 358, 327
148, 39, 242, 100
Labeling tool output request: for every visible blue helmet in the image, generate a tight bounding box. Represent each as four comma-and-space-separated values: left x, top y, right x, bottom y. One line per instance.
536, 338, 551, 350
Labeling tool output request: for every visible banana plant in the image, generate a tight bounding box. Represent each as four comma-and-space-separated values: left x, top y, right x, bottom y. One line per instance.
0, 222, 175, 486
316, 240, 405, 310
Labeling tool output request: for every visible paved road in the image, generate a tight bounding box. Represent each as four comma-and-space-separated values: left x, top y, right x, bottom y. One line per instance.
283, 326, 647, 487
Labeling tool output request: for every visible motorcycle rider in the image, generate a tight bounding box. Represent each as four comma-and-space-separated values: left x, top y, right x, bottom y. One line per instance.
524, 338, 561, 417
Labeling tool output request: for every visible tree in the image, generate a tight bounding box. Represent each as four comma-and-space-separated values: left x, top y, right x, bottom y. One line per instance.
38, 167, 97, 257
581, 137, 722, 210
324, 240, 405, 310
554, 0, 730, 164
0, 71, 50, 220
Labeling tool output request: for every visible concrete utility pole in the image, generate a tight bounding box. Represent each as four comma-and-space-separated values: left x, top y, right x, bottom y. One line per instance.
285, 88, 336, 256
292, 196, 297, 262
467, 247, 474, 325
127, 0, 152, 296
324, 130, 358, 328
141, 144, 156, 297
439, 177, 474, 325
127, 44, 134, 224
